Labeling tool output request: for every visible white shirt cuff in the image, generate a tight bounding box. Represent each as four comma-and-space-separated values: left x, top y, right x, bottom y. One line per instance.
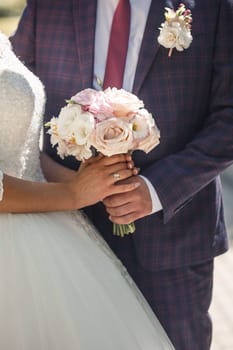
139, 175, 162, 214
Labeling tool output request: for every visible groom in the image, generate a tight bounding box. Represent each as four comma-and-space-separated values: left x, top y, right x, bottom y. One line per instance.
11, 1, 233, 349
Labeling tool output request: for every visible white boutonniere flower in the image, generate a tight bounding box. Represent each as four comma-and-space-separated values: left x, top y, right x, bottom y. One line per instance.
158, 3, 193, 57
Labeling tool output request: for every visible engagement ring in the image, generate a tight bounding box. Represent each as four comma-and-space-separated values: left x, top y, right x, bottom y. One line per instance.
113, 173, 121, 180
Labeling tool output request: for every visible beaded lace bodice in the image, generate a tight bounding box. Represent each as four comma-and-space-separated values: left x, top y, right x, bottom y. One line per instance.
0, 33, 45, 199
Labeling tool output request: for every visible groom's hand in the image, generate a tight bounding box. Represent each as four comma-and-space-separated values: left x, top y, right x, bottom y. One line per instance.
103, 176, 152, 224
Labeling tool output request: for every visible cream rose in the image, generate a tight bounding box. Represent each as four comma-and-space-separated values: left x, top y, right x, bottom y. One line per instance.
90, 118, 134, 156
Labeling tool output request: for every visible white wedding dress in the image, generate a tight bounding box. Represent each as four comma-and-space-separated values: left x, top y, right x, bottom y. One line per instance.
0, 33, 175, 350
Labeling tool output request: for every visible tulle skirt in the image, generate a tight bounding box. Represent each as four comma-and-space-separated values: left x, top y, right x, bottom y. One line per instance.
0, 210, 174, 349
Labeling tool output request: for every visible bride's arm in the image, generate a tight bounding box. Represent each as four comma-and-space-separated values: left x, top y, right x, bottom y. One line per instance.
0, 173, 73, 213
40, 152, 76, 183
0, 154, 139, 213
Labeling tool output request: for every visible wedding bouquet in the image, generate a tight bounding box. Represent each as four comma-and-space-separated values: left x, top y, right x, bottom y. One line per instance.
46, 87, 160, 236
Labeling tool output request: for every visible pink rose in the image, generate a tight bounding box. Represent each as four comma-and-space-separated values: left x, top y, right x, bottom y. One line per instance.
104, 88, 144, 117
71, 88, 113, 121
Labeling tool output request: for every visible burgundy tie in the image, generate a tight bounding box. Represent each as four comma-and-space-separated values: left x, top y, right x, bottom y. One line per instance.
103, 0, 131, 89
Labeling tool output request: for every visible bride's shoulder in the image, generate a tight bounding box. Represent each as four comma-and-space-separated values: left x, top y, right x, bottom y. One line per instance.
0, 32, 12, 58
0, 31, 45, 106
0, 32, 31, 94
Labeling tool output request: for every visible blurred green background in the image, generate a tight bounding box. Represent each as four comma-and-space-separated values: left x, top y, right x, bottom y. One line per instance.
0, 0, 25, 36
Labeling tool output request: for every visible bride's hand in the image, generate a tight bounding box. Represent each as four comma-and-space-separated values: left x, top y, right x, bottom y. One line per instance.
78, 153, 138, 175
69, 154, 140, 208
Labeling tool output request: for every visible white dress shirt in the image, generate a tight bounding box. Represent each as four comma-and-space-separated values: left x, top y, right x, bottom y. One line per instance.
94, 0, 162, 213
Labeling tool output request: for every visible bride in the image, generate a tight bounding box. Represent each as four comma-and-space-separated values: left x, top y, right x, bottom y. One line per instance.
0, 32, 175, 349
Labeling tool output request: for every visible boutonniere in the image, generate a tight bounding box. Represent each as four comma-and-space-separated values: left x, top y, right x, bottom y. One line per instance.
157, 3, 193, 57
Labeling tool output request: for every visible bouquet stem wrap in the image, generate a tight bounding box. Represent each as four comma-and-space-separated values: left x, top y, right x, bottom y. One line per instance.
113, 222, 136, 237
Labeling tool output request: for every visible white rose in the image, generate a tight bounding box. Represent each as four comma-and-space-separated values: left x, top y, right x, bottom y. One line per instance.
57, 104, 95, 145
46, 117, 65, 153
68, 143, 93, 161
158, 21, 181, 49
158, 21, 192, 51
130, 109, 160, 153
176, 27, 193, 51
90, 118, 134, 156
56, 138, 70, 159
131, 108, 155, 138
72, 113, 95, 146
56, 105, 79, 137
136, 125, 160, 153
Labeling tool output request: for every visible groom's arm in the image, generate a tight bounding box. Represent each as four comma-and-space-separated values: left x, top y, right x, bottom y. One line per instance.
144, 0, 233, 224
104, 0, 233, 225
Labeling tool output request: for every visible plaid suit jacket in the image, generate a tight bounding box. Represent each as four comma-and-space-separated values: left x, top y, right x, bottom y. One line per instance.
11, 0, 233, 271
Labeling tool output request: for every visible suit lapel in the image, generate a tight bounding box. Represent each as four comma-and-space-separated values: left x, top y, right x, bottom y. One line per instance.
133, 0, 166, 95
72, 0, 97, 89
71, 0, 179, 93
